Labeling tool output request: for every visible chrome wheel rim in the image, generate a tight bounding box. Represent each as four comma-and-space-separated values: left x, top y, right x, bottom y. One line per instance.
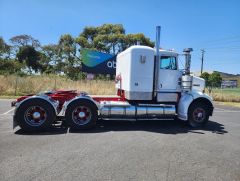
24, 106, 47, 126
72, 106, 92, 125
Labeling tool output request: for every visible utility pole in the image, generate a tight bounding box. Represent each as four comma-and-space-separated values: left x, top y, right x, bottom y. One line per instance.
200, 49, 205, 75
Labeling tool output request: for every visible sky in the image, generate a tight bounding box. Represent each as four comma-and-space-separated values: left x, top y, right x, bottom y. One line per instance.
0, 0, 240, 74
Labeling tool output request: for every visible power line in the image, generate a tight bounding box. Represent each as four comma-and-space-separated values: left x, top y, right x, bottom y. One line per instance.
202, 49, 240, 53
209, 39, 240, 44
204, 46, 240, 50
193, 35, 240, 50
208, 62, 240, 65
195, 46, 240, 52
198, 35, 240, 45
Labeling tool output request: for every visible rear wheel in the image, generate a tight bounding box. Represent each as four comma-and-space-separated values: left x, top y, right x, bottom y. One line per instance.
188, 102, 209, 128
16, 99, 56, 132
65, 100, 97, 130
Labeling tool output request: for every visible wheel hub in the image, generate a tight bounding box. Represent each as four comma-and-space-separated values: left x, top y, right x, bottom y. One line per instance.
32, 112, 41, 119
193, 108, 205, 122
197, 112, 203, 118
79, 112, 86, 118
72, 106, 92, 125
24, 106, 47, 126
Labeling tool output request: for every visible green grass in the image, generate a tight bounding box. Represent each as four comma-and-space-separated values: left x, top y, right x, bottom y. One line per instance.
220, 88, 240, 95
212, 88, 240, 96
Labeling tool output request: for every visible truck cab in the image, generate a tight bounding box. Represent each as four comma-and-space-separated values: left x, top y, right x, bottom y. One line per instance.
115, 44, 213, 126
116, 46, 181, 102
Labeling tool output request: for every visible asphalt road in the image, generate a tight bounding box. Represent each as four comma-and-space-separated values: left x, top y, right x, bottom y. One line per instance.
0, 99, 240, 181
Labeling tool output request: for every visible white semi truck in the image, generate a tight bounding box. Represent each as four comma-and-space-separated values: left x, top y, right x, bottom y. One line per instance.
12, 26, 214, 132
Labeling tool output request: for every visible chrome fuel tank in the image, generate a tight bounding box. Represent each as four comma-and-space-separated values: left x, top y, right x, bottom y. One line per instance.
99, 101, 176, 119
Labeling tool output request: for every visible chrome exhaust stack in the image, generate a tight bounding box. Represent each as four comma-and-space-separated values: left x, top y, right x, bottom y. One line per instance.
182, 48, 193, 91
183, 48, 193, 75
153, 26, 161, 99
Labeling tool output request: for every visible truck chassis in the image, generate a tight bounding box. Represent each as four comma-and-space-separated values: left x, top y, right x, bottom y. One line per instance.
12, 89, 213, 132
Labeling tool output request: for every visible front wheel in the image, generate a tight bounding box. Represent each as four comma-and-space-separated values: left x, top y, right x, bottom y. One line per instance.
65, 100, 97, 130
188, 102, 210, 128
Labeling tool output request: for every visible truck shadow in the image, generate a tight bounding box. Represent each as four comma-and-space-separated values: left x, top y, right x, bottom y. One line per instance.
15, 119, 227, 135
70, 119, 227, 135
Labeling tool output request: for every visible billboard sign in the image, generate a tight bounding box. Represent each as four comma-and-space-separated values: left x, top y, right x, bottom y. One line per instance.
81, 49, 116, 75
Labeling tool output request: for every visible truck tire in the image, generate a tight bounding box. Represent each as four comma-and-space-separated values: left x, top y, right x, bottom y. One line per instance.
16, 98, 56, 132
188, 102, 209, 128
65, 100, 97, 130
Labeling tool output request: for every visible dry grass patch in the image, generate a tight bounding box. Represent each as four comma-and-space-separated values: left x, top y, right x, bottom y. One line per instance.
207, 88, 240, 102
0, 75, 115, 96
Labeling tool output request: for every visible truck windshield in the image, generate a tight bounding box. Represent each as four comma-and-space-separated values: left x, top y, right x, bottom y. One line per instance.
160, 56, 177, 70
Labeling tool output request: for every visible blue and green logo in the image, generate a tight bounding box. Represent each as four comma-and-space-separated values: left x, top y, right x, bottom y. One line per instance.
81, 49, 116, 75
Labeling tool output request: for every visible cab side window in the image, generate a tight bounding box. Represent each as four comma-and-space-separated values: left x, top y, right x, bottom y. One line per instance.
160, 56, 177, 70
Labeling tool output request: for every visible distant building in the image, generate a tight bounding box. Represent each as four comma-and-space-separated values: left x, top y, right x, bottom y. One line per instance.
221, 80, 238, 88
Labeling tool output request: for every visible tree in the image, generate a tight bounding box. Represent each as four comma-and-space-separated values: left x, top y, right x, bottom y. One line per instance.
0, 37, 22, 75
94, 24, 126, 54
93, 34, 126, 54
77, 26, 98, 48
124, 33, 154, 49
201, 72, 222, 93
0, 37, 11, 59
16, 45, 42, 73
10, 35, 40, 48
58, 34, 79, 66
200, 72, 210, 86
209, 72, 222, 88
58, 34, 81, 79
0, 59, 23, 74
10, 35, 41, 60
40, 44, 60, 74
76, 24, 154, 55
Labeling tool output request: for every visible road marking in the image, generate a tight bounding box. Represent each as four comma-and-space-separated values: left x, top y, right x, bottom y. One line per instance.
2, 108, 15, 115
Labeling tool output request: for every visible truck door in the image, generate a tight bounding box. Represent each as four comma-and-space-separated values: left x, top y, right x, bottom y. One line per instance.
158, 56, 182, 92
